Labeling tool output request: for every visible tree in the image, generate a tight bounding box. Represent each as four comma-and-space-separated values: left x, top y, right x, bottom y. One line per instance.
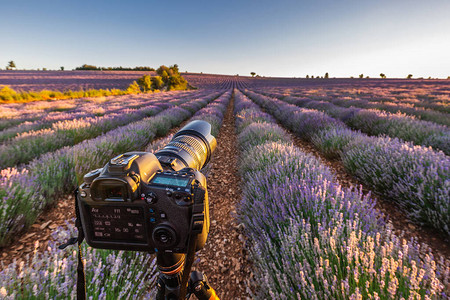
407, 74, 413, 79
7, 61, 16, 70
250, 72, 256, 77
324, 72, 329, 79
306, 75, 309, 79
380, 73, 386, 79
311, 75, 314, 79
60, 66, 64, 71
359, 74, 364, 79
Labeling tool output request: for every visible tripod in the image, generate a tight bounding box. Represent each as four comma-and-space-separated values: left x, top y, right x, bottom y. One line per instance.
155, 253, 219, 300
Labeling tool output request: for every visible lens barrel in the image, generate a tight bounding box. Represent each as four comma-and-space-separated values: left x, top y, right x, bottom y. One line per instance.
156, 120, 216, 170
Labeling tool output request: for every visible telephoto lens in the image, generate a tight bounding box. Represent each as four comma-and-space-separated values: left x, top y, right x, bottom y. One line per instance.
155, 120, 217, 171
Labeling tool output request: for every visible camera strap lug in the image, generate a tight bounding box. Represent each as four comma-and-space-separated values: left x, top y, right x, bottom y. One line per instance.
58, 237, 78, 249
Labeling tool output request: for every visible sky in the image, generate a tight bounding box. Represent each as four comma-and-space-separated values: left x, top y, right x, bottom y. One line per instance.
1, 0, 449, 78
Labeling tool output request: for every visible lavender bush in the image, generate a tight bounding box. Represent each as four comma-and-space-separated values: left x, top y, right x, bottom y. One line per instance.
311, 126, 367, 159
342, 137, 450, 235
234, 89, 450, 299
238, 123, 292, 151
244, 89, 450, 235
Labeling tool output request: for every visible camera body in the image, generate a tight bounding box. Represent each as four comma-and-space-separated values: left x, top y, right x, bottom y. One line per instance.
77, 151, 210, 254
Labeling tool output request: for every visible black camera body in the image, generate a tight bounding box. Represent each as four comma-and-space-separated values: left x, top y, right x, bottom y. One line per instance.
77, 120, 215, 254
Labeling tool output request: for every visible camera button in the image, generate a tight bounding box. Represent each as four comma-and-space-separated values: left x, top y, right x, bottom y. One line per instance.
145, 192, 157, 204
160, 212, 167, 219
80, 191, 87, 198
149, 208, 155, 214
150, 217, 156, 223
166, 191, 172, 197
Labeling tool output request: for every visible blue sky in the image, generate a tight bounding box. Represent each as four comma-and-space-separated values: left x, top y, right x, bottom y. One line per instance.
1, 0, 449, 78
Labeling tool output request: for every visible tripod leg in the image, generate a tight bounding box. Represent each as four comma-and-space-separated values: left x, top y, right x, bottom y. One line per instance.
155, 277, 166, 300
188, 271, 220, 300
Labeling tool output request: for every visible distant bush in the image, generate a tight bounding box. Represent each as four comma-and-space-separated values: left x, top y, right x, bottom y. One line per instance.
126, 81, 141, 94
134, 64, 190, 92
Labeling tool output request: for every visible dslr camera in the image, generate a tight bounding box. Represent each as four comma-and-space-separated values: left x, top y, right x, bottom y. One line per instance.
76, 120, 216, 254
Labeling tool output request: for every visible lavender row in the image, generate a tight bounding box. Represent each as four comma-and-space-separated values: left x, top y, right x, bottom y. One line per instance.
243, 89, 450, 236
0, 92, 222, 247
0, 91, 233, 299
0, 92, 213, 168
0, 89, 200, 123
233, 89, 449, 299
0, 106, 161, 168
257, 90, 450, 155
0, 90, 209, 144
258, 88, 450, 127
255, 84, 450, 114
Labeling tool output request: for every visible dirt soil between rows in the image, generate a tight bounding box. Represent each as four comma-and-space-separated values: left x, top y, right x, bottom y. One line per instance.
193, 95, 251, 299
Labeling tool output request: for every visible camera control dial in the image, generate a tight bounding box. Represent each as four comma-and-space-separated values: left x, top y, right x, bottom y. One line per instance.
142, 192, 158, 204
153, 225, 177, 248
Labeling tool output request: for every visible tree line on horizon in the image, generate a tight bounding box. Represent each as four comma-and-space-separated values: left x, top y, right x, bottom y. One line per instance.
3, 61, 449, 79
75, 64, 155, 71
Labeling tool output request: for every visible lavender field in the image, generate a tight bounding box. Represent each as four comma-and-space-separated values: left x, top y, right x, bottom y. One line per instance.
0, 73, 449, 299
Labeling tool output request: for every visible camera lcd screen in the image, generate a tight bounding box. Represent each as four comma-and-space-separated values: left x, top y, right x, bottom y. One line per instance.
152, 176, 189, 187
87, 205, 146, 243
